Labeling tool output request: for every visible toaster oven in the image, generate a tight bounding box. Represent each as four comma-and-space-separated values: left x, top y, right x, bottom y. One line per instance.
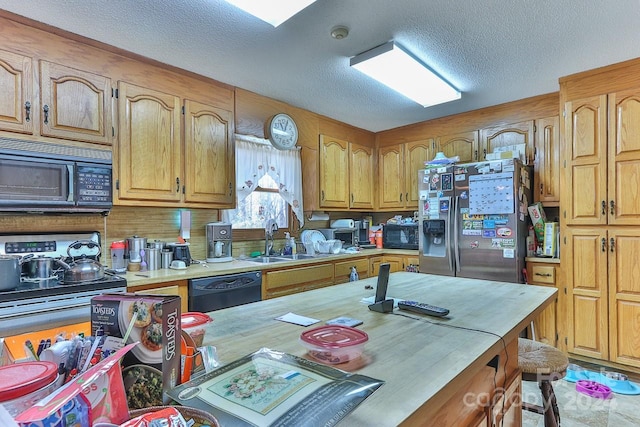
317, 228, 358, 247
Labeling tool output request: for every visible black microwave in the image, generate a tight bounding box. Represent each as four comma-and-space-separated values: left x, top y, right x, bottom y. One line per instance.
0, 137, 113, 213
383, 223, 419, 249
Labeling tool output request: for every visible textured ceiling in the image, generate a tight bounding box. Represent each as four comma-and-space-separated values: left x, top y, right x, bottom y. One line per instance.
1, 0, 640, 132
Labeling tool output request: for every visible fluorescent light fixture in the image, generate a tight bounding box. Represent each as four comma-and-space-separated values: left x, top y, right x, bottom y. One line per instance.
350, 41, 461, 107
224, 0, 317, 27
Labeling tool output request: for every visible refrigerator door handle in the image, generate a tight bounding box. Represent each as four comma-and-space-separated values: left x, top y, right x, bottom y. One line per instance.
453, 196, 461, 272
447, 196, 454, 273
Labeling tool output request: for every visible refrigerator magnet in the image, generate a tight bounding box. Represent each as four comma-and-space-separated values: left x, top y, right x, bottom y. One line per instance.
503, 249, 515, 258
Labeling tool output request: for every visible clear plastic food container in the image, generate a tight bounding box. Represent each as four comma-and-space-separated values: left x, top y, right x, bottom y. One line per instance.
300, 325, 368, 364
181, 312, 213, 347
0, 361, 59, 416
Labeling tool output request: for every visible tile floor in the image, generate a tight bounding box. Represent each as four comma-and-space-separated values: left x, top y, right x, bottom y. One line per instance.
521, 368, 640, 427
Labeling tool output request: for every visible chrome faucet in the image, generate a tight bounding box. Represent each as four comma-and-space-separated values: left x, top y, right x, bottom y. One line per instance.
265, 219, 278, 256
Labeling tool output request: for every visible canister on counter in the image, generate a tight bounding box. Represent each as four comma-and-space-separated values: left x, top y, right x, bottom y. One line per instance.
161, 249, 174, 269
146, 247, 160, 270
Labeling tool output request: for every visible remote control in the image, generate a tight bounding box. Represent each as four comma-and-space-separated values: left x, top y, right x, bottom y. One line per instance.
397, 300, 450, 317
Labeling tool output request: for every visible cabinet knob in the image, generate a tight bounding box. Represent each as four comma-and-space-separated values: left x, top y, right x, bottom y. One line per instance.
43, 104, 49, 125
610, 237, 615, 253
610, 200, 615, 216
540, 183, 544, 195
25, 101, 31, 122
601, 200, 606, 216
399, 193, 403, 202
601, 237, 606, 252
176, 177, 180, 193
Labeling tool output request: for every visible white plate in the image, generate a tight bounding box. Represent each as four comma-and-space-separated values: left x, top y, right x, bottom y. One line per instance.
304, 230, 326, 246
118, 299, 163, 364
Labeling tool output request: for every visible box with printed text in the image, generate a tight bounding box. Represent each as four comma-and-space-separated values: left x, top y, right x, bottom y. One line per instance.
90, 293, 181, 410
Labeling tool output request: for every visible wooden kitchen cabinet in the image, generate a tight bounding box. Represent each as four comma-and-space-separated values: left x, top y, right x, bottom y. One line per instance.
436, 131, 479, 163
533, 116, 560, 205
39, 61, 113, 145
479, 120, 534, 164
130, 280, 188, 313
116, 81, 182, 203
319, 134, 349, 208
561, 91, 640, 226
183, 99, 234, 206
349, 142, 375, 209
263, 263, 335, 299
319, 134, 373, 210
378, 139, 432, 210
0, 48, 33, 135
526, 260, 558, 347
563, 227, 640, 367
334, 258, 370, 283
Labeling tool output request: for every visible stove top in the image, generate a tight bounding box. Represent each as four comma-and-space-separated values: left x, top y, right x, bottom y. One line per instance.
0, 231, 127, 302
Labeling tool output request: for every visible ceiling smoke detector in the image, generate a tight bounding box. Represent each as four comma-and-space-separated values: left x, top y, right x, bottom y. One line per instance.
330, 26, 349, 40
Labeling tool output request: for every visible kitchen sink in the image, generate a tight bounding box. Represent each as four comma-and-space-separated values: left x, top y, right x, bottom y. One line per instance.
244, 254, 325, 264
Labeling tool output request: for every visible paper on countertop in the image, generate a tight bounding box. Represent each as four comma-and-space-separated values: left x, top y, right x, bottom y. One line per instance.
0, 405, 19, 427
361, 296, 401, 308
276, 312, 321, 326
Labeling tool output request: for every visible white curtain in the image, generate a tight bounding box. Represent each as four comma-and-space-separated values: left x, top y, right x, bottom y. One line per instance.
224, 134, 305, 227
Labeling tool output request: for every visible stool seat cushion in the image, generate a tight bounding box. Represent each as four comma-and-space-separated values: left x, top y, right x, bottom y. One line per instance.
518, 338, 569, 376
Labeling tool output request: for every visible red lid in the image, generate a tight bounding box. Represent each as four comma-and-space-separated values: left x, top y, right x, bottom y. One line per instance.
181, 312, 213, 328
300, 325, 368, 348
111, 241, 125, 249
0, 361, 58, 401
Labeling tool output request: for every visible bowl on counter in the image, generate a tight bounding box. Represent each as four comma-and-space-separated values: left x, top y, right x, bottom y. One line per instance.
299, 325, 368, 364
313, 239, 343, 254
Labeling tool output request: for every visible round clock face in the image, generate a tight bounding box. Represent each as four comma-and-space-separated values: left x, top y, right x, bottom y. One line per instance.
267, 113, 298, 150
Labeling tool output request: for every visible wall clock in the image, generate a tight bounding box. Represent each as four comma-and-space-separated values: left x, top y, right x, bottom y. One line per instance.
266, 113, 298, 150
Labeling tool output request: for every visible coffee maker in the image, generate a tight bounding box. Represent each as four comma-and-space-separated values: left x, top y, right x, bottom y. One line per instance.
206, 222, 233, 262
354, 220, 371, 247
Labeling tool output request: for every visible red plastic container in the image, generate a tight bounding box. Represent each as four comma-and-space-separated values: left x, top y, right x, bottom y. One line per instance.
181, 312, 213, 347
0, 361, 59, 416
300, 325, 368, 364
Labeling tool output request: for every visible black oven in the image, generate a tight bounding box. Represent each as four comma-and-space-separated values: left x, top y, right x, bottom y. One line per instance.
383, 223, 419, 249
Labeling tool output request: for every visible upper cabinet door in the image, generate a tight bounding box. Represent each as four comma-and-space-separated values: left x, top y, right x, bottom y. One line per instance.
608, 89, 640, 225
319, 134, 349, 208
349, 142, 374, 209
436, 131, 479, 163
533, 116, 560, 205
563, 95, 608, 225
404, 139, 433, 208
378, 144, 404, 209
117, 81, 182, 202
480, 121, 534, 163
0, 49, 33, 134
40, 61, 112, 145
183, 99, 234, 206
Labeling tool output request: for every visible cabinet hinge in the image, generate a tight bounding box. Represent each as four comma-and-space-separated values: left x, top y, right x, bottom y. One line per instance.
533, 124, 537, 133
115, 179, 119, 190
182, 106, 185, 115
182, 185, 185, 194
112, 127, 115, 137
565, 337, 568, 345
112, 88, 118, 98
564, 287, 567, 295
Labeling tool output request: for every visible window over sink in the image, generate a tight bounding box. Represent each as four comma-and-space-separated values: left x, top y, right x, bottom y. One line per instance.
223, 135, 304, 236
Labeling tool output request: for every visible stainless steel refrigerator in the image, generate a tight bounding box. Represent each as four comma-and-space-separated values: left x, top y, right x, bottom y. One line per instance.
418, 159, 532, 283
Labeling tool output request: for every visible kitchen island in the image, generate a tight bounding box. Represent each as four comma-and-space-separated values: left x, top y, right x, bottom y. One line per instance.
198, 272, 556, 426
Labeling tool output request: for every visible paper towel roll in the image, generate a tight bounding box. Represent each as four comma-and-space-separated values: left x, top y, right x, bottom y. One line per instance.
308, 212, 330, 221
330, 219, 355, 228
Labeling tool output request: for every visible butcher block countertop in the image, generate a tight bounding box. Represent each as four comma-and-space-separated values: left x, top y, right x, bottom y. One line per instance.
199, 272, 556, 426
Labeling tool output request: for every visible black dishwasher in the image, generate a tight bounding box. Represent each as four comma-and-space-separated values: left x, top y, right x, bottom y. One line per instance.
188, 271, 262, 312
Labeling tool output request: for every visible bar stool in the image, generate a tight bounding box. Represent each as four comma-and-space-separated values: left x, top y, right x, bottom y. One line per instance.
518, 338, 569, 427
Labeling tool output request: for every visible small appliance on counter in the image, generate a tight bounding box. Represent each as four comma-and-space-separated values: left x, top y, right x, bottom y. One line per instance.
168, 242, 191, 266
383, 222, 419, 250
354, 220, 372, 248
206, 222, 233, 262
